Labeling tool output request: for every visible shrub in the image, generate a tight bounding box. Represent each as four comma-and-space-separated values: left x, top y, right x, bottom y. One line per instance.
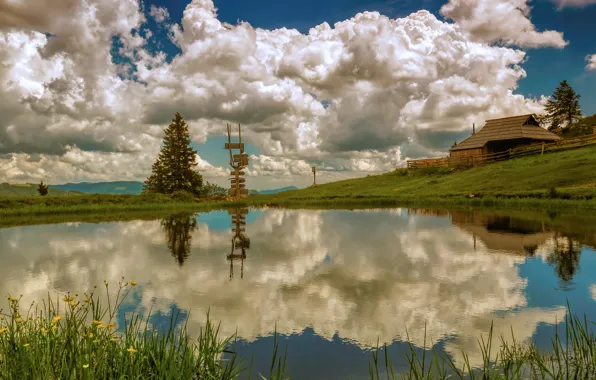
170, 190, 196, 202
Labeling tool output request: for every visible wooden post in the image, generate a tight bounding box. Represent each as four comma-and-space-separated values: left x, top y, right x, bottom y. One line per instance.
312, 166, 316, 185
541, 142, 545, 155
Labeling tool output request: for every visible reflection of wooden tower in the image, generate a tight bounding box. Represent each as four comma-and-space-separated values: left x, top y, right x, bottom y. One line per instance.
227, 208, 250, 280
225, 124, 249, 199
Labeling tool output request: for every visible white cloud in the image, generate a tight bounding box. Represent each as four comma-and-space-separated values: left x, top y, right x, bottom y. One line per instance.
587, 54, 596, 71
440, 0, 567, 48
555, 0, 596, 8
0, 0, 556, 185
149, 5, 170, 23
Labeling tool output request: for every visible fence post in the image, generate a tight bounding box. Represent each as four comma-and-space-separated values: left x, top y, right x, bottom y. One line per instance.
541, 142, 545, 155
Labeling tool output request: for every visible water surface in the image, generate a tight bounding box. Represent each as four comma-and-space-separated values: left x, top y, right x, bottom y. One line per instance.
1, 208, 596, 379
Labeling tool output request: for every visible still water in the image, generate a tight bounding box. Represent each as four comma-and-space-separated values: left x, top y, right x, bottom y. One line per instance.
1, 208, 596, 379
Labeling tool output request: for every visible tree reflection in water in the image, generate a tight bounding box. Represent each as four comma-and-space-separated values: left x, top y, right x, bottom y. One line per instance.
227, 208, 250, 280
547, 235, 582, 285
160, 212, 197, 266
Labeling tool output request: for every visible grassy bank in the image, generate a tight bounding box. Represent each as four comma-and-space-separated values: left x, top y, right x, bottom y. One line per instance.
245, 144, 596, 209
2, 283, 596, 379
0, 193, 230, 217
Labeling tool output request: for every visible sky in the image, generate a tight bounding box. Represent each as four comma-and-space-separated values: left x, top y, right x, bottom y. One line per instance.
0, 0, 595, 190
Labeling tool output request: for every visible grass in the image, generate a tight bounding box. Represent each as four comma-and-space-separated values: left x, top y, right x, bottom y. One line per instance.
0, 281, 288, 379
2, 284, 596, 379
0, 193, 230, 217
245, 144, 596, 209
371, 304, 596, 379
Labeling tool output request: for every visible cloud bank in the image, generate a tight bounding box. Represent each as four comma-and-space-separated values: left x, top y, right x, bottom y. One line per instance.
0, 0, 559, 185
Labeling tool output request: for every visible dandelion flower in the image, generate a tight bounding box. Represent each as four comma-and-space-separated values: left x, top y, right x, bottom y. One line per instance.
23, 344, 30, 347
83, 364, 89, 369
127, 347, 137, 353
52, 315, 62, 323
130, 281, 138, 286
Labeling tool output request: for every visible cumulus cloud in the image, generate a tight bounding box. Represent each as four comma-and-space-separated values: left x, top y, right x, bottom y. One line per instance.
0, 0, 555, 185
0, 209, 568, 368
587, 54, 596, 71
440, 0, 567, 48
149, 5, 170, 23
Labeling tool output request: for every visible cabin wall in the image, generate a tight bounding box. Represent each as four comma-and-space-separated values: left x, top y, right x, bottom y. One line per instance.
486, 138, 540, 154
449, 148, 484, 157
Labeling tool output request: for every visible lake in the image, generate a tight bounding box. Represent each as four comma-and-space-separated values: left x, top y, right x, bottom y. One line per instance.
1, 208, 596, 379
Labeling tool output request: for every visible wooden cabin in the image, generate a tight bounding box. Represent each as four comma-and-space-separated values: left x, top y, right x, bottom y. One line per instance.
450, 114, 561, 158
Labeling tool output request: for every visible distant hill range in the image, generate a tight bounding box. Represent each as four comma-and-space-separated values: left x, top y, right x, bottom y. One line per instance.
0, 182, 78, 196
48, 181, 145, 195
256, 186, 298, 194
1, 181, 298, 196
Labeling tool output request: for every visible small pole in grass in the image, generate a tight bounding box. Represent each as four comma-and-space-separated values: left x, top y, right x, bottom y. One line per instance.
542, 142, 545, 155
312, 166, 316, 186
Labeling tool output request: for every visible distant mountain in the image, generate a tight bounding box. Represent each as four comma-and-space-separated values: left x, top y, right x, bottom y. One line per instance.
49, 181, 144, 195
0, 183, 78, 196
256, 186, 298, 195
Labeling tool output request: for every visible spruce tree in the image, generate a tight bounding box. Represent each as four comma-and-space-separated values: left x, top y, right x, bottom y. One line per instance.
143, 112, 203, 195
37, 180, 48, 196
543, 80, 582, 132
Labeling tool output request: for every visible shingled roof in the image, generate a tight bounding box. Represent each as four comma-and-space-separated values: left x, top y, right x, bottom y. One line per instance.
450, 114, 561, 152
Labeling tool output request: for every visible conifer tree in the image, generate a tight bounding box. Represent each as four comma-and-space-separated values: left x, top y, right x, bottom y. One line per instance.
37, 180, 48, 196
542, 80, 582, 132
143, 112, 203, 195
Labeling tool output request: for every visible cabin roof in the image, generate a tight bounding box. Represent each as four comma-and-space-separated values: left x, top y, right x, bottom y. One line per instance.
450, 114, 561, 152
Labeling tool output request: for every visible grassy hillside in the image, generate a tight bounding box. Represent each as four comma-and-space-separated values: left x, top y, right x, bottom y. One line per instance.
0, 183, 78, 196
253, 144, 596, 203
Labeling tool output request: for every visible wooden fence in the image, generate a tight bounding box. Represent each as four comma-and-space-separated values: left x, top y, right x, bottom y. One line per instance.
406, 133, 596, 169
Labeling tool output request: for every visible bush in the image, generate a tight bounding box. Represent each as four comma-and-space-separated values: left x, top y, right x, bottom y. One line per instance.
197, 182, 228, 199
170, 190, 196, 202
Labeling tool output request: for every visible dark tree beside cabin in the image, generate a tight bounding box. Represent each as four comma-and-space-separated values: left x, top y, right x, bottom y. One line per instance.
37, 181, 48, 196
143, 112, 203, 196
542, 80, 582, 133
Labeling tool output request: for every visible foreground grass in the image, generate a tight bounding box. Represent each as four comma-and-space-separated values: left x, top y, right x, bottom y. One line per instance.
2, 284, 596, 379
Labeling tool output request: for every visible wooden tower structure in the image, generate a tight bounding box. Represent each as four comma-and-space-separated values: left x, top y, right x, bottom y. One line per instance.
225, 124, 249, 199
227, 208, 250, 280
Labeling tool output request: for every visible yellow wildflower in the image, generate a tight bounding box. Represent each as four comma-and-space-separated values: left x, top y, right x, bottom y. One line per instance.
41, 327, 47, 333
51, 315, 62, 324
130, 281, 138, 286
23, 344, 30, 347
98, 324, 106, 329
51, 326, 58, 331
15, 318, 24, 323
88, 332, 94, 338
107, 323, 116, 328
111, 337, 118, 342
69, 301, 79, 307
92, 320, 102, 325
8, 296, 18, 302
127, 347, 137, 353
83, 298, 89, 303
83, 364, 89, 369
62, 296, 75, 302
0, 328, 7, 334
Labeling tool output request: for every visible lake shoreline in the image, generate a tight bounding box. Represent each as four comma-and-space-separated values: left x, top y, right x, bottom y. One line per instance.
2, 193, 596, 229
